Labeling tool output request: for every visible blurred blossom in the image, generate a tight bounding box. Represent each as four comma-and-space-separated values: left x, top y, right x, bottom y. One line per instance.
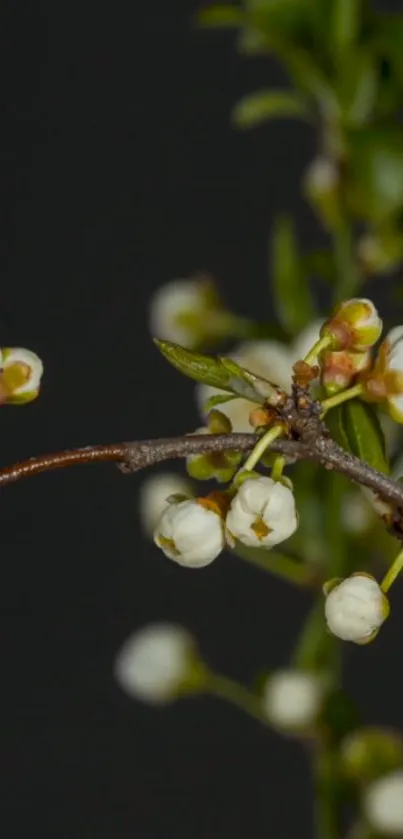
114, 623, 197, 704
363, 770, 403, 836
149, 276, 226, 349
139, 473, 194, 536
341, 491, 373, 535
262, 669, 324, 732
0, 347, 43, 404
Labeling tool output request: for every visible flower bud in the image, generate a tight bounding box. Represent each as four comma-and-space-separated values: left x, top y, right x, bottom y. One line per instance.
114, 623, 205, 704
341, 727, 403, 783
185, 425, 240, 483
225, 476, 298, 549
262, 669, 325, 733
321, 299, 382, 352
324, 573, 390, 644
321, 349, 371, 395
154, 495, 226, 567
139, 473, 194, 537
363, 770, 403, 836
0, 347, 43, 404
149, 276, 225, 349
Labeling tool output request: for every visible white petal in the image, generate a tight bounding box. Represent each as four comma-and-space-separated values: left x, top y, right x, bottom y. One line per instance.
139, 473, 194, 536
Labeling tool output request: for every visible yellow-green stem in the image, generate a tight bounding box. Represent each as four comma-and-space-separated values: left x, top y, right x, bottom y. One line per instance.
270, 454, 286, 482
320, 382, 364, 416
240, 424, 284, 474
206, 673, 269, 727
304, 334, 333, 366
381, 547, 403, 593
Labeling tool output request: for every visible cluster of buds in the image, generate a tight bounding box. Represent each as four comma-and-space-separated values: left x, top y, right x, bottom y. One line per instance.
0, 347, 43, 405
323, 573, 390, 645
154, 475, 299, 568
319, 299, 382, 394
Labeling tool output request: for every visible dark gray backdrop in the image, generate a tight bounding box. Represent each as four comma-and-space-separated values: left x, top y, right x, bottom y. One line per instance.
3, 1, 403, 837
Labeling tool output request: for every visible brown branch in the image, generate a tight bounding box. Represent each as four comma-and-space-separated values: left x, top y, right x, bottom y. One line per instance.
0, 433, 403, 511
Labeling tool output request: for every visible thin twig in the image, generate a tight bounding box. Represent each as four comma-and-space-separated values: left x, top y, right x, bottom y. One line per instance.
0, 433, 403, 511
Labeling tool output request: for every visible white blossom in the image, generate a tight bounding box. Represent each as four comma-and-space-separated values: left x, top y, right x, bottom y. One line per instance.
196, 321, 322, 431
363, 770, 403, 836
149, 277, 219, 349
0, 347, 43, 403
226, 476, 298, 549
262, 669, 324, 731
139, 473, 194, 536
324, 574, 389, 644
384, 327, 403, 422
154, 497, 225, 567
114, 623, 194, 704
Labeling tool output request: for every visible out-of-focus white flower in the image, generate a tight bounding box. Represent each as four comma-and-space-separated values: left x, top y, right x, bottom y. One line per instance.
383, 328, 403, 423
149, 276, 223, 349
321, 298, 382, 352
324, 574, 390, 644
196, 321, 322, 431
226, 476, 298, 549
114, 623, 196, 704
154, 496, 226, 568
262, 669, 324, 731
341, 491, 374, 535
0, 347, 43, 404
139, 473, 194, 536
363, 770, 403, 836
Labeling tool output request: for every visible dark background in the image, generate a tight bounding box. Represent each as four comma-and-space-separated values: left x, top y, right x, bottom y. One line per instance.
3, 1, 403, 837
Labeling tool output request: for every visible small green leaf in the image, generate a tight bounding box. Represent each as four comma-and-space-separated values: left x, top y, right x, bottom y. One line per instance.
154, 339, 279, 403
232, 89, 309, 129
203, 393, 239, 412
271, 215, 315, 336
326, 399, 389, 474
195, 5, 244, 29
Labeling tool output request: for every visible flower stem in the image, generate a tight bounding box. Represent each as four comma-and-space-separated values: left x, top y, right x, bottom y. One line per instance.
304, 335, 333, 366
206, 673, 269, 727
381, 547, 403, 593
240, 424, 284, 473
320, 383, 364, 416
270, 454, 286, 482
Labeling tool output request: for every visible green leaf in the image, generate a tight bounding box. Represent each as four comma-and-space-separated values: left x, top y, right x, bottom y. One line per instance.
195, 5, 244, 29
203, 393, 239, 412
337, 50, 377, 127
347, 126, 403, 222
230, 542, 312, 587
231, 88, 309, 129
154, 339, 279, 402
271, 215, 315, 336
331, 0, 361, 57
326, 399, 389, 474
